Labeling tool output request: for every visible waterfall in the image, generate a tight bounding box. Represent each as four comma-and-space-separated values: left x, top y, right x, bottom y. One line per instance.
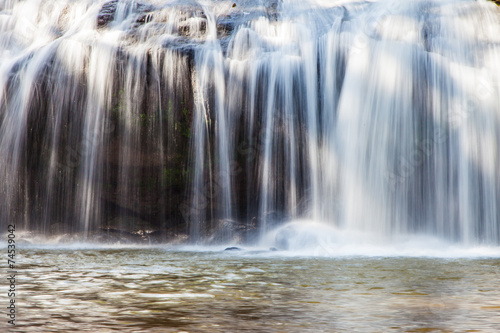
1, 0, 499, 245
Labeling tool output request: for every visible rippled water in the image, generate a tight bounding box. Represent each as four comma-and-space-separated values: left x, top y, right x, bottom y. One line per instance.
7, 246, 500, 332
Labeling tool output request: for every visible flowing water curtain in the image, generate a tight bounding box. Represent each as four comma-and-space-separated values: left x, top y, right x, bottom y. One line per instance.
0, 0, 117, 233
332, 0, 500, 243
186, 3, 233, 241
0, 0, 193, 235
1, 0, 500, 244
224, 13, 324, 236
0, 0, 79, 231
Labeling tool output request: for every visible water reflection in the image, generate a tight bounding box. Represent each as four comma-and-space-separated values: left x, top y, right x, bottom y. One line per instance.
11, 249, 500, 332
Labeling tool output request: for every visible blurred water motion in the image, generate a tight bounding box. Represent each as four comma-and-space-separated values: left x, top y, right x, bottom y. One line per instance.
8, 248, 500, 332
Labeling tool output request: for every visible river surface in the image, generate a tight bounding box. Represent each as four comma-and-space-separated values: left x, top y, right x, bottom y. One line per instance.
7, 244, 500, 332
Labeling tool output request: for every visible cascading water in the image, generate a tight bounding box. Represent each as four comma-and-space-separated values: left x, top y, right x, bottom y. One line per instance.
1, 0, 499, 245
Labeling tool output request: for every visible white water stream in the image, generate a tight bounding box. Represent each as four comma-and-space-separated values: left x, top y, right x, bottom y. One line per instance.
1, 0, 499, 245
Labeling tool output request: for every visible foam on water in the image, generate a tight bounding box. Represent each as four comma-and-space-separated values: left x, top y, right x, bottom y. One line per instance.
11, 224, 500, 258
258, 220, 500, 258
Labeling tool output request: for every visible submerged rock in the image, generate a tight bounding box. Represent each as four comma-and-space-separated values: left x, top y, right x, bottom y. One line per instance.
224, 246, 242, 251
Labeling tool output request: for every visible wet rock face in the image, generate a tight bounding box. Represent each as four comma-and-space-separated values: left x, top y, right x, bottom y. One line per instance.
97, 0, 118, 27
3, 0, 325, 241
96, 0, 266, 51
98, 0, 156, 28
265, 0, 280, 20
135, 13, 153, 25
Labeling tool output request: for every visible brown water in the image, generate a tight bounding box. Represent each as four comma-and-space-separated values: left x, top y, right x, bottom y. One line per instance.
5, 246, 500, 332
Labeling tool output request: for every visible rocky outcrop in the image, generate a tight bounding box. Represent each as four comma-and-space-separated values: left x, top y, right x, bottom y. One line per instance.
98, 0, 155, 27
97, 0, 118, 27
